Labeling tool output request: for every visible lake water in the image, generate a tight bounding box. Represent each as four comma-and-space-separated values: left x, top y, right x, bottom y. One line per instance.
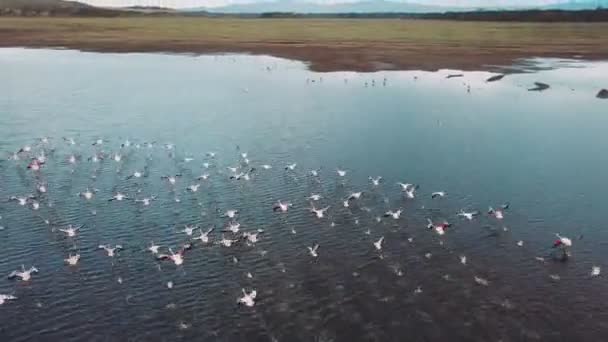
0, 48, 607, 341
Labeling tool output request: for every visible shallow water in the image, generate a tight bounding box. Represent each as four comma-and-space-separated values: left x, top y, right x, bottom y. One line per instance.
0, 48, 607, 341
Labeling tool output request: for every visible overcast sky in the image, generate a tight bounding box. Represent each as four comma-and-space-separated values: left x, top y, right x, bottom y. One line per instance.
78, 0, 567, 9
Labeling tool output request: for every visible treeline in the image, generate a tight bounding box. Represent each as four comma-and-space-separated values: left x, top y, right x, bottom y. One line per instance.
257, 9, 608, 22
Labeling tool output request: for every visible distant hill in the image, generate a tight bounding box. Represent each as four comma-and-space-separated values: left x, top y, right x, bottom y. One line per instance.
0, 0, 123, 16
184, 0, 474, 14
0, 0, 178, 16
184, 0, 608, 14
545, 0, 608, 10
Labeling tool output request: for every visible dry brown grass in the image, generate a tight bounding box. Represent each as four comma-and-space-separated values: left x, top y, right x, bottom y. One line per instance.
2, 17, 608, 71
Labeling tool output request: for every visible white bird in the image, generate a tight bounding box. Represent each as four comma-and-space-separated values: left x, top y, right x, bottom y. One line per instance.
148, 241, 161, 254
227, 166, 239, 174
397, 182, 413, 191
460, 255, 467, 265
31, 200, 40, 210
63, 137, 76, 145
285, 163, 297, 171
457, 210, 480, 221
237, 289, 257, 307
261, 164, 272, 170
517, 240, 524, 247
193, 227, 214, 244
230, 168, 254, 180
135, 196, 157, 206
9, 195, 35, 206
488, 203, 509, 219
273, 200, 293, 213
186, 183, 201, 192
431, 191, 447, 199
307, 194, 322, 201
202, 162, 210, 169
58, 224, 81, 237
347, 192, 363, 201
8, 265, 38, 281
591, 266, 601, 277
426, 219, 451, 236
156, 244, 192, 266
554, 233, 573, 247
337, 169, 347, 177
36, 183, 47, 193
219, 235, 238, 247
373, 236, 384, 251
28, 159, 43, 171
18, 145, 32, 153
98, 244, 123, 257
223, 209, 239, 219
243, 231, 261, 245
309, 169, 320, 177
0, 294, 17, 305
64, 254, 80, 266
197, 173, 210, 181
8, 152, 20, 161
308, 244, 319, 258
78, 188, 97, 200
225, 221, 241, 233
310, 204, 330, 219
109, 192, 129, 201
384, 209, 402, 220
68, 154, 78, 165
182, 224, 198, 236
35, 151, 47, 163
404, 185, 419, 199
126, 170, 144, 179
161, 174, 181, 185
474, 276, 489, 286
343, 200, 349, 208
369, 176, 382, 186
89, 153, 103, 163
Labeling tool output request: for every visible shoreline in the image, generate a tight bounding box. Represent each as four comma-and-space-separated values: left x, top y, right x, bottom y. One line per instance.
3, 18, 608, 72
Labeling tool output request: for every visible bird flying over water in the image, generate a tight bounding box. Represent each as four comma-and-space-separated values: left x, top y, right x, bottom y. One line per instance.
8, 265, 38, 281
237, 289, 257, 307
157, 244, 192, 266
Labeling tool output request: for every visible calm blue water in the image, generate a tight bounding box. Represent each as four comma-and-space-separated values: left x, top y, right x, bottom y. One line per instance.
0, 48, 607, 341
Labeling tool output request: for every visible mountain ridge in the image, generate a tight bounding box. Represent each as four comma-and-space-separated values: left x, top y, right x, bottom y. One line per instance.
182, 0, 608, 13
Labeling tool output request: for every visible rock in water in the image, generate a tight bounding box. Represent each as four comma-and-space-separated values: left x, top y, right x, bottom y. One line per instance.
528, 82, 550, 92
597, 89, 608, 99
486, 74, 505, 82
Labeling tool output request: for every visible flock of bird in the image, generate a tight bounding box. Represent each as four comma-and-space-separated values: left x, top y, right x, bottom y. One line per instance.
0, 135, 601, 312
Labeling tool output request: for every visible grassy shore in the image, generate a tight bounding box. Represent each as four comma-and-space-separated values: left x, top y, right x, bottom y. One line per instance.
2, 17, 608, 71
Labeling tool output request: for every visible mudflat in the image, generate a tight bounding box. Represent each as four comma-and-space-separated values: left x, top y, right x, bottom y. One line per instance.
2, 17, 608, 71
